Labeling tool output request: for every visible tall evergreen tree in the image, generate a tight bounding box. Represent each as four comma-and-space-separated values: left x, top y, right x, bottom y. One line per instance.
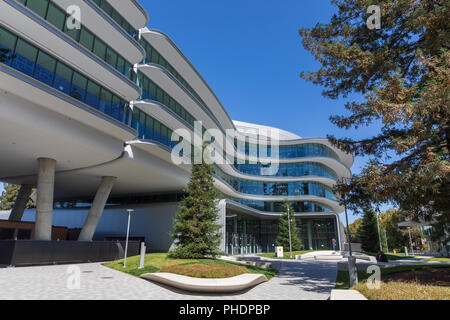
357, 207, 380, 253
169, 159, 221, 259
0, 184, 35, 210
276, 202, 303, 252
348, 218, 362, 243
299, 0, 449, 241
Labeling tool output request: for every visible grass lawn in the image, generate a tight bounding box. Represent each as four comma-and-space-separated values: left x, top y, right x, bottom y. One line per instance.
353, 281, 450, 300
425, 257, 450, 262
335, 264, 450, 300
257, 250, 316, 260
363, 252, 416, 261
104, 253, 278, 279
335, 264, 450, 289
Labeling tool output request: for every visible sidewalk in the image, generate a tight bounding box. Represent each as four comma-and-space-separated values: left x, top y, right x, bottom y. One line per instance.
0, 259, 339, 300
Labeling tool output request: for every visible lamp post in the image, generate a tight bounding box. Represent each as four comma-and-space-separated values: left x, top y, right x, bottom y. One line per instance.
375, 209, 383, 252
339, 177, 358, 287
408, 227, 414, 255
343, 196, 352, 257
287, 205, 293, 259
340, 177, 353, 257
384, 229, 389, 253
123, 209, 134, 268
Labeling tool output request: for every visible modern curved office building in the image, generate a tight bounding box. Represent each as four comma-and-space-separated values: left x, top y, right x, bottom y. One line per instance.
0, 0, 352, 254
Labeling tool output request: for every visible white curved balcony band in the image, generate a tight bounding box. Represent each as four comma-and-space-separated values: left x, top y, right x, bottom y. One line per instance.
107, 0, 149, 30
137, 64, 226, 134
49, 144, 190, 200
215, 178, 344, 213
0, 65, 137, 180
131, 100, 352, 180
223, 199, 342, 219
139, 28, 235, 130
0, 1, 142, 100
125, 139, 343, 213
132, 99, 351, 178
52, 0, 145, 64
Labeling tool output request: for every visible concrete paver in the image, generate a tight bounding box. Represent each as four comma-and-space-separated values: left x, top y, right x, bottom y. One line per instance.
0, 259, 338, 300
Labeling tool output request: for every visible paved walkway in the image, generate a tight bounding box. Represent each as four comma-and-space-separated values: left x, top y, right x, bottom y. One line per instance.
0, 260, 337, 300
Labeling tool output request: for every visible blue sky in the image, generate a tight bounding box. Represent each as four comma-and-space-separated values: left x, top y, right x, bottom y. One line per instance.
138, 0, 387, 223
1, 0, 391, 224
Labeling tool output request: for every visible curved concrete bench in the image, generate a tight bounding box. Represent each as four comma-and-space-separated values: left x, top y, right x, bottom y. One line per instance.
140, 272, 268, 293
296, 251, 343, 261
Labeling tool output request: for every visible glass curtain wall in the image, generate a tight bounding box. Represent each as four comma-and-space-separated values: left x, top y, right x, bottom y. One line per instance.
225, 211, 339, 254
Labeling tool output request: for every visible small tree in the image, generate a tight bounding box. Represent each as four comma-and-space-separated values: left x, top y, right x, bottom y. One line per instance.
357, 207, 380, 253
276, 202, 303, 252
0, 184, 35, 210
169, 159, 221, 259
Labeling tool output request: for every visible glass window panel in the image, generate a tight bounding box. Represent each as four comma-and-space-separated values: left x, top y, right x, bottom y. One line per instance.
93, 38, 106, 60
99, 88, 112, 113
79, 28, 94, 51
0, 26, 17, 51
46, 3, 66, 30
14, 38, 37, 62
163, 93, 169, 106
169, 98, 176, 111
71, 72, 87, 101
34, 50, 56, 86
111, 95, 123, 121
86, 80, 100, 108
161, 126, 167, 138
151, 49, 159, 63
154, 121, 160, 134
111, 10, 122, 25
149, 82, 157, 98
0, 27, 17, 66
64, 21, 80, 41
146, 116, 153, 130
105, 47, 117, 67
156, 87, 163, 102
116, 55, 125, 75
12, 38, 38, 76
27, 0, 49, 18
54, 62, 73, 94
101, 1, 113, 15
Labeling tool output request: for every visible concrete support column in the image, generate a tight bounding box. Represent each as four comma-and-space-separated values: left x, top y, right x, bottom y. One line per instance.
78, 176, 116, 241
35, 158, 56, 241
216, 200, 227, 254
9, 184, 33, 221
